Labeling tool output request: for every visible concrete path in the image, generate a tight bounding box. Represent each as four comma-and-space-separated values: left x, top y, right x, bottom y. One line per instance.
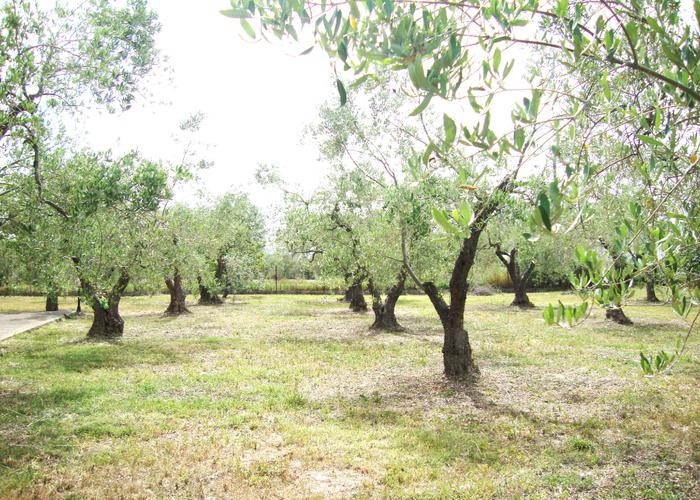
0, 311, 66, 341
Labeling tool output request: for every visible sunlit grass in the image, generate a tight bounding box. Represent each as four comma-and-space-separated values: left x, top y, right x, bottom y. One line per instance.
0, 292, 697, 497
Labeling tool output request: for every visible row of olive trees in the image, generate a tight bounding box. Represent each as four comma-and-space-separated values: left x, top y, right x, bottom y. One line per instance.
227, 0, 699, 378
1, 142, 266, 336
0, 0, 266, 338
0, 0, 161, 336
273, 74, 666, 336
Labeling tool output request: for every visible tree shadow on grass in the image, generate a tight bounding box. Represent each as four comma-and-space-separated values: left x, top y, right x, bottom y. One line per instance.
13, 337, 184, 374
0, 340, 186, 475
608, 320, 687, 332
0, 384, 107, 470
325, 376, 553, 470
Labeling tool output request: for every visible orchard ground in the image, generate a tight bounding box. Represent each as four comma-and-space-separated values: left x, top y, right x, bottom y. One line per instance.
0, 292, 697, 498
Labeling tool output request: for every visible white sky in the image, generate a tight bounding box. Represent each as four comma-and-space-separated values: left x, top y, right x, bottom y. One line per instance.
59, 0, 699, 215
75, 0, 337, 211
68, 0, 547, 220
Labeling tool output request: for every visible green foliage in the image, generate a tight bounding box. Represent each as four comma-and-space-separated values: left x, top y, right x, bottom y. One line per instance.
0, 0, 159, 142
543, 301, 588, 328
5, 145, 172, 315
0, 0, 162, 315
193, 193, 266, 295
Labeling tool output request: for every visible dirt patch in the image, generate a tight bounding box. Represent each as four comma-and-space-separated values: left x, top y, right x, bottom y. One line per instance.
297, 468, 370, 498
301, 355, 634, 425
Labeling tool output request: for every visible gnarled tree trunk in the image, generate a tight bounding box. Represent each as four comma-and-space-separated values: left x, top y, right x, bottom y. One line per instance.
215, 254, 234, 299
599, 238, 634, 323
494, 244, 535, 308
87, 270, 130, 339
402, 160, 518, 379
420, 231, 482, 379
338, 272, 353, 302
89, 300, 125, 338
606, 308, 633, 325
646, 279, 659, 303
165, 270, 190, 315
45, 292, 58, 312
368, 268, 406, 332
328, 207, 367, 312
349, 281, 367, 312
197, 275, 222, 305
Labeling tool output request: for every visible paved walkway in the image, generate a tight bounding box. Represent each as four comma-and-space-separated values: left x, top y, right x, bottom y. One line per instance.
0, 311, 66, 341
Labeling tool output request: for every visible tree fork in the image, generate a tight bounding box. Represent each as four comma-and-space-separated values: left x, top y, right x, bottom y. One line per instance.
415, 231, 483, 380
165, 270, 190, 315
368, 268, 406, 332
493, 243, 535, 308
87, 269, 130, 339
400, 163, 520, 380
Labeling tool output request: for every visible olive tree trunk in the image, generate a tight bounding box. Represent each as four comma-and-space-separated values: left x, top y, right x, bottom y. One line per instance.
87, 270, 130, 339
598, 238, 634, 323
165, 270, 190, 315
197, 275, 222, 305
215, 254, 234, 299
338, 272, 353, 302
646, 279, 659, 303
494, 245, 535, 308
606, 308, 633, 325
45, 292, 59, 312
349, 282, 367, 312
419, 231, 482, 379
368, 268, 407, 332
344, 269, 368, 313
403, 169, 518, 379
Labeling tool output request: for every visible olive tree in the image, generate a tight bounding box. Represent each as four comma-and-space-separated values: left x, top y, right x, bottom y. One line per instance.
0, 0, 161, 314
18, 148, 171, 337
223, 0, 700, 378
0, 0, 159, 179
192, 193, 266, 305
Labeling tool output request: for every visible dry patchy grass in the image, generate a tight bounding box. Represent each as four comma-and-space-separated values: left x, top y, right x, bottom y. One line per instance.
0, 292, 698, 498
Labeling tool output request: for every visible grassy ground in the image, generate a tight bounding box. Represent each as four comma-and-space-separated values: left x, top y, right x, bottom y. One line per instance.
0, 292, 697, 498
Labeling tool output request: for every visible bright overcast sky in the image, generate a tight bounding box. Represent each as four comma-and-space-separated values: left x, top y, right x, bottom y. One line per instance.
74, 0, 337, 211
67, 0, 575, 219
55, 0, 699, 215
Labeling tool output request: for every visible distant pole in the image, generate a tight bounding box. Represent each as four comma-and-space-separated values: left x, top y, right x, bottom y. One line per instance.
275, 265, 279, 293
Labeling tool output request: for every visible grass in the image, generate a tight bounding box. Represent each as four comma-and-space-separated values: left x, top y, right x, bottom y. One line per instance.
257, 278, 345, 293
0, 292, 697, 498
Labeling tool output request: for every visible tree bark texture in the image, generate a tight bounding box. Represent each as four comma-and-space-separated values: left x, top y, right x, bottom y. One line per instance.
420, 231, 483, 379
646, 279, 660, 303
45, 292, 58, 312
494, 245, 535, 308
606, 308, 633, 325
165, 270, 190, 315
87, 269, 130, 339
198, 275, 222, 305
368, 268, 406, 332
348, 280, 367, 312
